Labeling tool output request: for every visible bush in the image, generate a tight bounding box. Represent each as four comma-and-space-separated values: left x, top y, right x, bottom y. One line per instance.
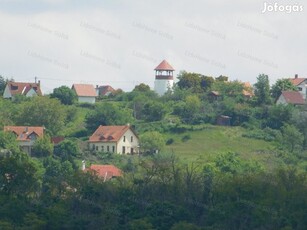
181, 135, 191, 142
166, 138, 174, 145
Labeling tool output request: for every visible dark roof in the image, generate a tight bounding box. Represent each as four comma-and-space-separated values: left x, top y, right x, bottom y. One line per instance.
154, 60, 175, 71
96, 85, 115, 96
280, 91, 305, 105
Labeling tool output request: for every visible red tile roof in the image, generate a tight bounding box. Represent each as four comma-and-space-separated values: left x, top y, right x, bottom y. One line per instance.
154, 60, 175, 71
72, 84, 96, 97
280, 91, 305, 105
6, 81, 42, 96
51, 136, 65, 145
289, 78, 306, 86
89, 125, 133, 143
4, 126, 44, 141
85, 164, 122, 180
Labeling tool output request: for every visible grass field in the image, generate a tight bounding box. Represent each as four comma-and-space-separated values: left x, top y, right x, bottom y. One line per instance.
164, 126, 280, 168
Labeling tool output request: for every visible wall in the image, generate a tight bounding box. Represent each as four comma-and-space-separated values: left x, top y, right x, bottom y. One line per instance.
154, 79, 173, 96
78, 96, 96, 104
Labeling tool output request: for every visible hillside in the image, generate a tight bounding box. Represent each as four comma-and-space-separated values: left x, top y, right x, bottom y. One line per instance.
164, 126, 278, 168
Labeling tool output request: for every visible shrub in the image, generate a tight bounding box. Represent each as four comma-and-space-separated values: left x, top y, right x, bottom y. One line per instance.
166, 138, 174, 145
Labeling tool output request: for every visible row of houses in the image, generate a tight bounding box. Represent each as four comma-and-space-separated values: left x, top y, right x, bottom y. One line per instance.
2, 125, 139, 181
3, 81, 115, 104
3, 125, 139, 155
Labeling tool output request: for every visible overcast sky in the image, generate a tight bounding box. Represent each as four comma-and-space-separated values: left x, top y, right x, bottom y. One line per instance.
0, 0, 306, 94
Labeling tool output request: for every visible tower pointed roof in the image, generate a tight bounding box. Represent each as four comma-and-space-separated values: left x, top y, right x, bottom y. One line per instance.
154, 60, 174, 71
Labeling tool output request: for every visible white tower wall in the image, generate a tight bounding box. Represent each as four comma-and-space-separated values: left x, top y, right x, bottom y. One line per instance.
154, 79, 174, 96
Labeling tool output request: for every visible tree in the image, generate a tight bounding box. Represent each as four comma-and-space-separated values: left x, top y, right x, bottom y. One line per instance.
200, 76, 214, 91
271, 79, 297, 101
16, 97, 66, 135
140, 131, 165, 154
0, 131, 20, 153
177, 71, 202, 92
50, 86, 77, 105
85, 102, 134, 133
133, 83, 151, 92
142, 101, 167, 122
279, 124, 304, 153
211, 80, 244, 100
0, 152, 43, 196
32, 135, 54, 157
0, 75, 6, 95
254, 74, 271, 105
215, 75, 228, 81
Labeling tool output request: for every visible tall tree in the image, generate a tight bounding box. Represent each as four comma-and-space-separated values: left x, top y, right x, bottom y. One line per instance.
0, 75, 6, 95
85, 102, 134, 132
177, 71, 202, 92
50, 86, 77, 105
16, 97, 66, 135
254, 74, 271, 105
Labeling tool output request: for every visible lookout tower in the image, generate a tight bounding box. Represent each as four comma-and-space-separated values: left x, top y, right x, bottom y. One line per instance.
154, 60, 174, 95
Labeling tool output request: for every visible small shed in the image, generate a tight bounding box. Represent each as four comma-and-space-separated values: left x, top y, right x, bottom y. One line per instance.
217, 115, 231, 126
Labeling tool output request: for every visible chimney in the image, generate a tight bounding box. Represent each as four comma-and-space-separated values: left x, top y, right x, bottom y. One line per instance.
295, 74, 298, 79
82, 160, 86, 171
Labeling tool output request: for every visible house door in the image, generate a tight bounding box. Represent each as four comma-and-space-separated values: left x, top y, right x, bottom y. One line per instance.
122, 146, 125, 154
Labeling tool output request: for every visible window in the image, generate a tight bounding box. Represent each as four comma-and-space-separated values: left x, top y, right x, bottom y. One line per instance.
122, 146, 126, 154
107, 146, 110, 152
112, 146, 115, 153
123, 136, 126, 142
95, 146, 98, 151
298, 87, 303, 91
131, 136, 133, 142
101, 146, 104, 152
131, 148, 134, 154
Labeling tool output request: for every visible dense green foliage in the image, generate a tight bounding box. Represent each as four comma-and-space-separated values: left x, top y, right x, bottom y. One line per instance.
50, 85, 77, 105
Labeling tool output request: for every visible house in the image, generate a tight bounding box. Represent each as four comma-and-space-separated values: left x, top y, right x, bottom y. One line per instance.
72, 84, 96, 104
208, 91, 221, 101
88, 125, 139, 154
289, 74, 307, 99
95, 85, 115, 97
3, 81, 42, 99
82, 162, 122, 182
276, 91, 305, 106
3, 126, 44, 154
242, 82, 254, 98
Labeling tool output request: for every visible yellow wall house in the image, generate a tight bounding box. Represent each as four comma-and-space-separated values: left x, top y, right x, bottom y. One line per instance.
88, 125, 139, 154
3, 126, 44, 154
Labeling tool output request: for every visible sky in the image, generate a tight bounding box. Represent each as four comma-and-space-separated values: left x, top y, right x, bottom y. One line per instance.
0, 0, 306, 94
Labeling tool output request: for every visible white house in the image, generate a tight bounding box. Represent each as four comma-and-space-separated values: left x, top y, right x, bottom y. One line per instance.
72, 84, 96, 104
289, 74, 307, 99
3, 81, 42, 99
276, 91, 305, 106
154, 60, 175, 96
3, 126, 44, 155
88, 125, 139, 154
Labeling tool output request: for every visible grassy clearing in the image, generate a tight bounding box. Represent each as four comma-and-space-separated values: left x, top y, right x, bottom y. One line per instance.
164, 126, 279, 168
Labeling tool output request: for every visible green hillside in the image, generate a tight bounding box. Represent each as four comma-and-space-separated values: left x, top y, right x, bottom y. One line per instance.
164, 126, 278, 168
